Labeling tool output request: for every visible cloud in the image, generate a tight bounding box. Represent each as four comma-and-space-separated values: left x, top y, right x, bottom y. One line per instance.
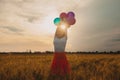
110, 34, 120, 42
17, 13, 41, 23
0, 0, 46, 23
112, 39, 120, 42
0, 26, 23, 35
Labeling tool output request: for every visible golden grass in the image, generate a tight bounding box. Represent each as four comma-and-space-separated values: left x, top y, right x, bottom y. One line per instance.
0, 53, 120, 80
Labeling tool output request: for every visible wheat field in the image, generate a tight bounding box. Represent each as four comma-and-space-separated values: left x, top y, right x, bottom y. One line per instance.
0, 53, 120, 80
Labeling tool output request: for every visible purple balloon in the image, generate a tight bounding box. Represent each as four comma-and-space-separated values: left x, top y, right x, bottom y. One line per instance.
67, 12, 75, 17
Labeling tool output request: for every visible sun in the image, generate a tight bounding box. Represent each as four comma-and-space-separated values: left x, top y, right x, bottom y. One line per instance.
60, 24, 66, 30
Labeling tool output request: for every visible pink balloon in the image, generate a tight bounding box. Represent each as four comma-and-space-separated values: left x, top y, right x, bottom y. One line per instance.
60, 12, 68, 20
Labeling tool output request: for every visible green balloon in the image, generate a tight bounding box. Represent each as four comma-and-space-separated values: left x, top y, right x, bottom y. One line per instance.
54, 17, 61, 25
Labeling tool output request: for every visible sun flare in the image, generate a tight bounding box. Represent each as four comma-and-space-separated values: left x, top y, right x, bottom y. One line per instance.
61, 25, 66, 30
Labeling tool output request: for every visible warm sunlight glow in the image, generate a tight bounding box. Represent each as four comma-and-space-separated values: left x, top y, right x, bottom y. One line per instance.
42, 12, 58, 34
61, 25, 66, 30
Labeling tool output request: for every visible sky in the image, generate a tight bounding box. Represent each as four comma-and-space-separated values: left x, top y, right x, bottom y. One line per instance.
0, 0, 120, 52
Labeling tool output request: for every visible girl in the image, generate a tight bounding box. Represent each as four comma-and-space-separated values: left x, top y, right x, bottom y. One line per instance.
49, 24, 71, 80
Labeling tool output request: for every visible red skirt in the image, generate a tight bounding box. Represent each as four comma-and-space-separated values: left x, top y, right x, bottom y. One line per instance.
50, 52, 71, 76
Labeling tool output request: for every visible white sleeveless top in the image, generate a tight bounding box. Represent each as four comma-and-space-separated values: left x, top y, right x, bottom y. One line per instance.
53, 36, 67, 52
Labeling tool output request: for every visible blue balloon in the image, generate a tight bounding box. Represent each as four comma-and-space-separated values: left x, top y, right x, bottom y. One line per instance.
54, 17, 61, 25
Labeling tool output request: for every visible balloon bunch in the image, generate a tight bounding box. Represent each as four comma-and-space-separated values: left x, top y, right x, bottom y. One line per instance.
54, 11, 76, 28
